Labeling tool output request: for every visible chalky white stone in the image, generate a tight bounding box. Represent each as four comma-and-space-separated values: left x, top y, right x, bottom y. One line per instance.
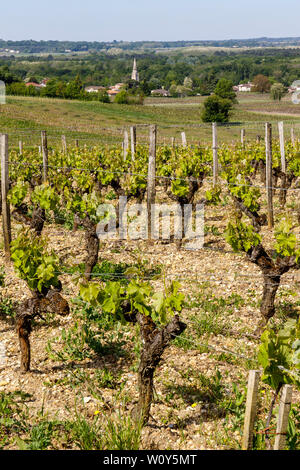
0, 341, 6, 367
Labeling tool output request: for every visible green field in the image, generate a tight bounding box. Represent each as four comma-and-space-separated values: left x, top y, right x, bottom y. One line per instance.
1, 92, 300, 148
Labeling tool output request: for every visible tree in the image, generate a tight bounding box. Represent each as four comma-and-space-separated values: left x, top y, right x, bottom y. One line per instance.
169, 83, 179, 97
0, 65, 19, 84
55, 81, 67, 98
25, 84, 39, 97
138, 80, 151, 96
252, 74, 271, 93
114, 90, 129, 104
6, 82, 28, 96
26, 76, 39, 84
270, 82, 286, 101
214, 78, 237, 102
201, 95, 233, 123
195, 81, 211, 96
176, 84, 193, 97
40, 79, 60, 98
65, 75, 84, 99
183, 76, 193, 89
114, 90, 143, 105
98, 90, 110, 103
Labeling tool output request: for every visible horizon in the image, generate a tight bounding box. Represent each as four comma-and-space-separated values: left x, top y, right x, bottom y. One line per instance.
2, 36, 300, 43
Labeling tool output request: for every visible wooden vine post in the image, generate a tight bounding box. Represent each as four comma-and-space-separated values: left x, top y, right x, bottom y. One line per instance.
181, 131, 187, 148
274, 385, 293, 450
241, 128, 246, 147
147, 125, 157, 243
212, 122, 218, 187
242, 370, 261, 450
123, 129, 129, 161
278, 121, 286, 174
1, 134, 11, 259
19, 140, 23, 156
242, 371, 294, 451
265, 122, 274, 229
171, 137, 175, 148
130, 125, 136, 160
291, 126, 295, 147
61, 135, 67, 154
41, 130, 48, 183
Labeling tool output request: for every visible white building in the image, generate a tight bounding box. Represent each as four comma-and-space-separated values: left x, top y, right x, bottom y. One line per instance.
85, 86, 106, 93
234, 82, 254, 92
151, 88, 170, 97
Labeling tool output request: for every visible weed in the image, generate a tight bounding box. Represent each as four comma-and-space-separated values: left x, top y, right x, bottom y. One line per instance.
94, 368, 121, 389
17, 421, 56, 450
187, 291, 245, 337
166, 369, 225, 406
252, 402, 300, 450
106, 190, 117, 200
46, 320, 105, 362
47, 298, 129, 363
53, 209, 75, 230
204, 225, 222, 236
104, 412, 142, 450
223, 382, 247, 432
0, 297, 15, 321
286, 404, 300, 450
66, 407, 141, 450
0, 391, 32, 449
67, 413, 104, 450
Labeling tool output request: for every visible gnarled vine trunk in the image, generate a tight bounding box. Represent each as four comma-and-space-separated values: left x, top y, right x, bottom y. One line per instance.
251, 159, 297, 209
30, 206, 46, 235
261, 274, 281, 323
232, 196, 267, 231
247, 244, 298, 332
16, 290, 69, 373
12, 204, 45, 235
135, 313, 186, 424
83, 219, 99, 280
278, 173, 297, 208
16, 313, 32, 373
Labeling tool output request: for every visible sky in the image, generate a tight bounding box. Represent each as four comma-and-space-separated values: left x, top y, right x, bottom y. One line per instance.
1, 0, 300, 42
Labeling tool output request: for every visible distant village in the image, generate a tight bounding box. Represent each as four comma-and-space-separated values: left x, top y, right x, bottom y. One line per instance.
22, 59, 300, 98
23, 59, 138, 97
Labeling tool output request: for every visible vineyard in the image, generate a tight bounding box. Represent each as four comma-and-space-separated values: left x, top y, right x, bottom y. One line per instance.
0, 121, 300, 451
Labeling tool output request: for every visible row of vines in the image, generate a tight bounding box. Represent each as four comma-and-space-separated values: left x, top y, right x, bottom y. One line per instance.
0, 130, 300, 449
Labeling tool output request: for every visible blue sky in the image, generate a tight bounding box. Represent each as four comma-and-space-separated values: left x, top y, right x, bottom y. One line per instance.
2, 0, 300, 41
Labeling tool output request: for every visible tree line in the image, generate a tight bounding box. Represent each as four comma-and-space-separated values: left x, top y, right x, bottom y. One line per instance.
1, 38, 300, 53
0, 48, 297, 107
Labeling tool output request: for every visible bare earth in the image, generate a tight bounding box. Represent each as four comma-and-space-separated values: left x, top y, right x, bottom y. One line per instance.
0, 183, 299, 450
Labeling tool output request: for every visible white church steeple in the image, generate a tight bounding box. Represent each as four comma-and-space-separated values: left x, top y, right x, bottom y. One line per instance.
131, 58, 139, 82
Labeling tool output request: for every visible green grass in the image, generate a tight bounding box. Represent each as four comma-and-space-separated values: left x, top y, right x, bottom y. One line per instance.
0, 391, 32, 449
0, 390, 141, 450
2, 93, 300, 148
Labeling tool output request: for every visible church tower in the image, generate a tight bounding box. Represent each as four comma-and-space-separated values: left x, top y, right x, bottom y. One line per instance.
131, 58, 139, 82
